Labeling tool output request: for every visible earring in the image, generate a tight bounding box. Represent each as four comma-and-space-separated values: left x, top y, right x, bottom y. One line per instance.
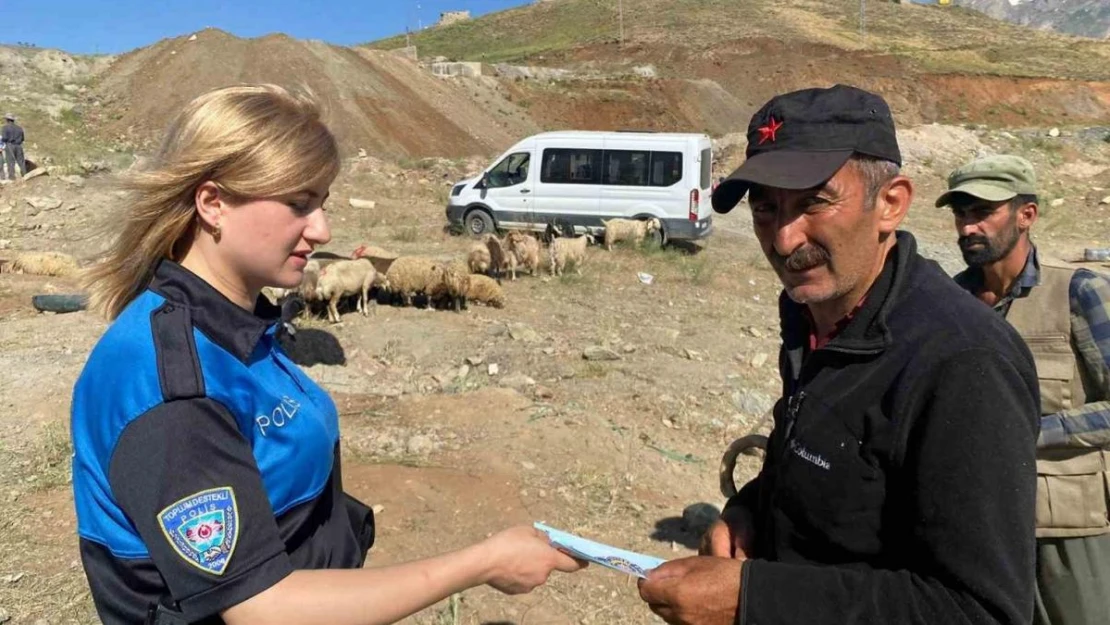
213, 222, 222, 242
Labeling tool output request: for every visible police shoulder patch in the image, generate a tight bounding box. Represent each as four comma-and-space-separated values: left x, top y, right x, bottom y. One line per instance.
157, 486, 240, 576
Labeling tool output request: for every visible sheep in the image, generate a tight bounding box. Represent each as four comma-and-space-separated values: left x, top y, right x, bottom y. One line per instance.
383, 255, 445, 308
299, 259, 322, 299
462, 274, 505, 308
309, 250, 348, 262
467, 242, 491, 276
429, 259, 470, 312
601, 217, 662, 251
1, 251, 80, 277
549, 234, 590, 276
315, 258, 379, 323
485, 234, 509, 279
261, 286, 288, 305
504, 231, 542, 280
351, 244, 399, 285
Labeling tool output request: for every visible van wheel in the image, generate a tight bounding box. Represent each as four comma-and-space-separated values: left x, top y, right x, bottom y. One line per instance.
647, 226, 665, 248
465, 210, 495, 237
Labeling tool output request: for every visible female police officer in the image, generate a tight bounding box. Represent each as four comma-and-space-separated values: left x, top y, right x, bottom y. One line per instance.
71, 84, 583, 625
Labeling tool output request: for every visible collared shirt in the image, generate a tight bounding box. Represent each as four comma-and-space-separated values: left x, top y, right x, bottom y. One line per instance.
953, 245, 1041, 317
804, 296, 868, 352
954, 246, 1110, 449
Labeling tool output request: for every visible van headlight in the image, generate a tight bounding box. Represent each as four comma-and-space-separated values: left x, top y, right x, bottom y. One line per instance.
451, 183, 466, 197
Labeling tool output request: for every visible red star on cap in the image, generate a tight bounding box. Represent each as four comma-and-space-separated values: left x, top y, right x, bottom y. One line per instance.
757, 116, 783, 145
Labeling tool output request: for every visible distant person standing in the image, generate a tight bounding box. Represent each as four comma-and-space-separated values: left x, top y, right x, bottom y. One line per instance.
2, 114, 26, 180
0, 135, 6, 181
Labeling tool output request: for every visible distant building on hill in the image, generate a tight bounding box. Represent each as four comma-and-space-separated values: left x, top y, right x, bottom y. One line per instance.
437, 11, 471, 26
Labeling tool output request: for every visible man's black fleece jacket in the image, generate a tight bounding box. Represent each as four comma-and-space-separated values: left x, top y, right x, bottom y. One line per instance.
728, 231, 1039, 625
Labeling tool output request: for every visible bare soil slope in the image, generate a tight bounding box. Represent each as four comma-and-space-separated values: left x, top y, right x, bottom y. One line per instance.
89, 29, 539, 159
371, 0, 1110, 129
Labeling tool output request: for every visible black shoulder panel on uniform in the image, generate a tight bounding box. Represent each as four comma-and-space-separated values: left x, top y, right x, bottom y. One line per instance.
151, 301, 205, 401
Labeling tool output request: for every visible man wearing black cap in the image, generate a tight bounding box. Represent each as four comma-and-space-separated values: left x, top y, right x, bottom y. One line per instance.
637, 85, 1040, 625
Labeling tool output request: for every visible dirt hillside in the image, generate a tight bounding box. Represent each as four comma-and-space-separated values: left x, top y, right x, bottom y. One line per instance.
88, 28, 539, 159
371, 0, 1110, 130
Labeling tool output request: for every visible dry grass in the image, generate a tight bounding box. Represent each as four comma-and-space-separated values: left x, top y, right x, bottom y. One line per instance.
28, 420, 73, 492
391, 225, 422, 243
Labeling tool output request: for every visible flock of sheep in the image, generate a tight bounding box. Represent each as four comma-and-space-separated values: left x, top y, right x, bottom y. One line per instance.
271, 216, 664, 325
0, 217, 664, 325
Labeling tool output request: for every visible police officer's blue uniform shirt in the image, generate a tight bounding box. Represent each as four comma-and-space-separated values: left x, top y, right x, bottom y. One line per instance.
72, 259, 373, 624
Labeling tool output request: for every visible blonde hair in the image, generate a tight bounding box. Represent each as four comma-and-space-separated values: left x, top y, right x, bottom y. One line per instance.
83, 84, 340, 320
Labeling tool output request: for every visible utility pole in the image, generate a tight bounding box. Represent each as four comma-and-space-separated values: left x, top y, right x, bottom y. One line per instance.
859, 0, 866, 41
619, 0, 624, 47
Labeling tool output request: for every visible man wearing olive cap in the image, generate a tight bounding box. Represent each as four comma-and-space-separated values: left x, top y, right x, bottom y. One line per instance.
940, 154, 1110, 625
637, 84, 1039, 625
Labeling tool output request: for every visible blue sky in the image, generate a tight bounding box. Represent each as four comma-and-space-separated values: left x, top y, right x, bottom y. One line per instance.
3, 0, 528, 55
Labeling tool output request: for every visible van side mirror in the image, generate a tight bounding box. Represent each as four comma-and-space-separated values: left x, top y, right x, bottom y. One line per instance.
477, 173, 489, 189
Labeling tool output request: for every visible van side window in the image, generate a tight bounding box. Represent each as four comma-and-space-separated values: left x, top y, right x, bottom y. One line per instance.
601, 150, 683, 187
487, 152, 530, 188
699, 148, 712, 190
649, 151, 683, 187
604, 151, 649, 186
541, 148, 602, 185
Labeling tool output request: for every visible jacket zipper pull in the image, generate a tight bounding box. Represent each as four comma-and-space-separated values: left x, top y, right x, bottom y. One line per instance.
783, 391, 806, 442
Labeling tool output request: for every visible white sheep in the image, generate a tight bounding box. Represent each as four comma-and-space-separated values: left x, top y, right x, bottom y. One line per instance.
504, 231, 542, 280
1, 251, 80, 277
299, 259, 322, 300
549, 234, 590, 276
314, 258, 379, 323
601, 217, 662, 251
351, 244, 399, 286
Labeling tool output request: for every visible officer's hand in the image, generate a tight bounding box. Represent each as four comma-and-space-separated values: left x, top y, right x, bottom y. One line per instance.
638, 556, 744, 625
482, 526, 587, 595
698, 505, 754, 559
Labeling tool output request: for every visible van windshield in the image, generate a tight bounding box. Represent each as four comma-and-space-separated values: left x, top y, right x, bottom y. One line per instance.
487, 152, 530, 188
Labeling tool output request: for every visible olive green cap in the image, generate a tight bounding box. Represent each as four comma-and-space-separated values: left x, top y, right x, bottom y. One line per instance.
935, 154, 1038, 208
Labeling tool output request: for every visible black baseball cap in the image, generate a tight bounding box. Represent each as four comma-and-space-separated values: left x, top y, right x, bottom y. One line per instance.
712, 84, 902, 213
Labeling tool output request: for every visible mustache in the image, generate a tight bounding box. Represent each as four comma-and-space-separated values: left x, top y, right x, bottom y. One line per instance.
773, 245, 831, 272
958, 235, 990, 250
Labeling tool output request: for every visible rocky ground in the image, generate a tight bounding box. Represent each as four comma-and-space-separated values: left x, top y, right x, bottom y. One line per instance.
0, 122, 1107, 624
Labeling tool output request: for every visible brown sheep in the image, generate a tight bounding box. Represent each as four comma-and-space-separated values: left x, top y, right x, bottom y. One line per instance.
467, 242, 491, 275
429, 260, 469, 312
1, 251, 80, 277
383, 256, 443, 308
504, 231, 542, 280
485, 234, 509, 279
463, 274, 505, 308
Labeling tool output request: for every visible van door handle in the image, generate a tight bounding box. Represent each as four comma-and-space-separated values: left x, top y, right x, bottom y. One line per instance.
520, 189, 531, 194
